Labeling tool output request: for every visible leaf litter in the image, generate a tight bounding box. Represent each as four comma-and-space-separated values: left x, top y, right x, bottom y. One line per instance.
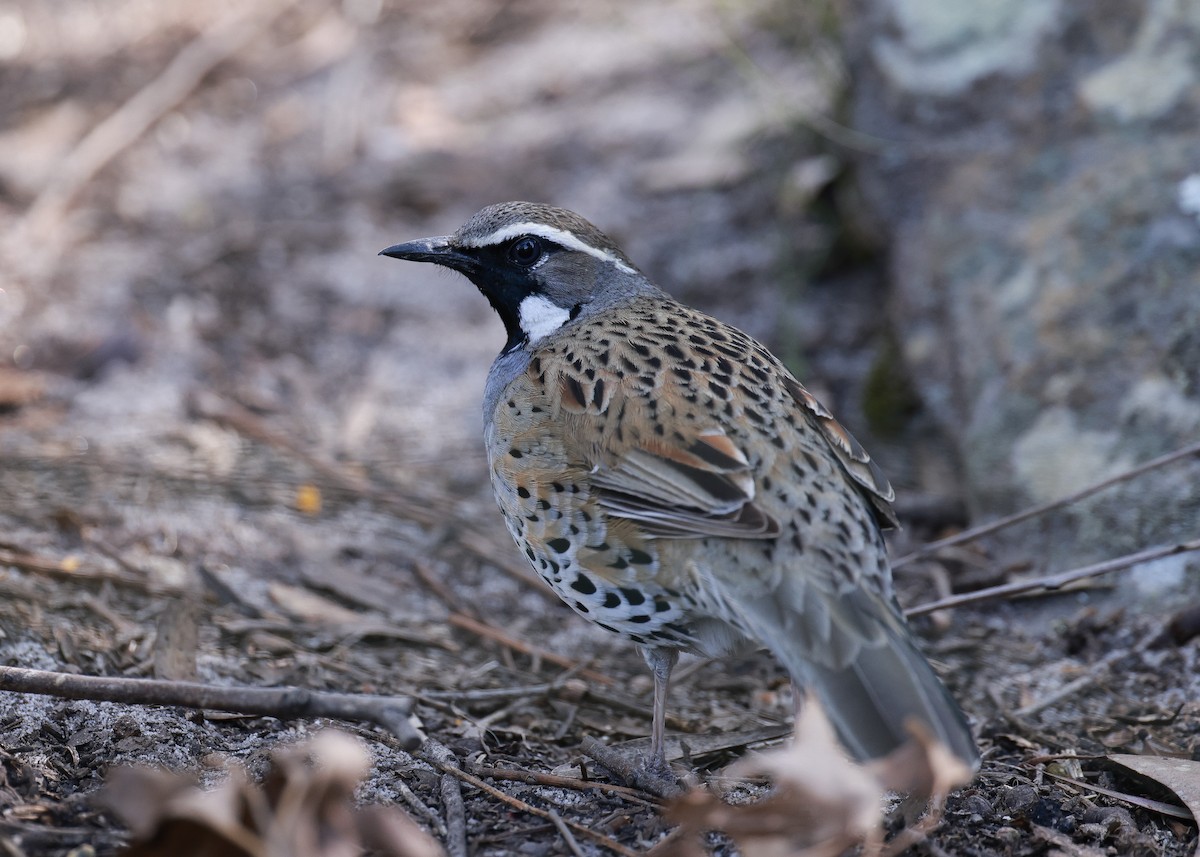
0, 0, 1197, 855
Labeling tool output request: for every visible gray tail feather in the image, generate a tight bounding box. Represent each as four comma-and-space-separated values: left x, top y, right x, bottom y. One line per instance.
803, 620, 979, 767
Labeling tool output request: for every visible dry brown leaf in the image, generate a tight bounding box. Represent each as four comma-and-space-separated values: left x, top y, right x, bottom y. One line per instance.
105, 730, 444, 857
1108, 754, 1200, 857
1030, 824, 1110, 857
870, 719, 975, 806
268, 581, 365, 625
664, 700, 975, 857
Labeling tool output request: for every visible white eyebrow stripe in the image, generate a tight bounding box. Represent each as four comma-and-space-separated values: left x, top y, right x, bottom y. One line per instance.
460, 222, 635, 274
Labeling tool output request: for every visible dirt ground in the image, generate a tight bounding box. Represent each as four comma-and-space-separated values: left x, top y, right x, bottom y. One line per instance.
0, 1, 1197, 855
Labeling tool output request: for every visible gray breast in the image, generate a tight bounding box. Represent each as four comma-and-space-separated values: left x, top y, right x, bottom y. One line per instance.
483, 348, 532, 428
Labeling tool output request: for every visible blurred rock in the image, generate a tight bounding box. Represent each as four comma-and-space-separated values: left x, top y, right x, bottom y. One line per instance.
871, 0, 1061, 97
844, 0, 1200, 602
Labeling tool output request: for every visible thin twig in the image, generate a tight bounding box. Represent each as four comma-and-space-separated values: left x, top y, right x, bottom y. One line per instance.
422, 670, 694, 735
0, 546, 189, 596
0, 665, 420, 749
1040, 770, 1192, 821
422, 681, 561, 704
644, 827, 688, 856
455, 528, 558, 602
547, 809, 587, 857
188, 391, 426, 518
581, 737, 685, 799
423, 752, 640, 857
895, 440, 1200, 568
583, 686, 692, 732
17, 1, 296, 243
1013, 650, 1126, 718
392, 778, 447, 838
413, 560, 479, 619
422, 663, 584, 705
444, 777, 468, 857
446, 613, 616, 686
905, 539, 1200, 617
424, 741, 468, 857
468, 763, 658, 804
191, 391, 560, 604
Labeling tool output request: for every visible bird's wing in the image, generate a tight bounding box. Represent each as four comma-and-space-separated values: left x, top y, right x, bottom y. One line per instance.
547, 357, 780, 539
587, 429, 781, 539
555, 372, 895, 538
538, 297, 895, 537
781, 376, 898, 530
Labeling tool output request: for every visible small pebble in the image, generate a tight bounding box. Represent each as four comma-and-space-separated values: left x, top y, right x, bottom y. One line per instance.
999, 783, 1038, 815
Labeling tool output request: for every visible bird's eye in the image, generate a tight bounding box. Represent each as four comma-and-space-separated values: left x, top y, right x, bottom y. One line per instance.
508, 236, 543, 267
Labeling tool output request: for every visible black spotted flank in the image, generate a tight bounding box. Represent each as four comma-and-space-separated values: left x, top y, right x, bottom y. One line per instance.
546, 538, 571, 553
603, 592, 621, 609
570, 574, 597, 595
620, 587, 645, 606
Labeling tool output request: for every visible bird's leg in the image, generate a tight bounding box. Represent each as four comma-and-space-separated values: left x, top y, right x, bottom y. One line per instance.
641, 646, 678, 775
578, 647, 683, 798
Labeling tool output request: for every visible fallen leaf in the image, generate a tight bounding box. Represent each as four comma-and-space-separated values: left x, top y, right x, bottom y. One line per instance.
105, 730, 445, 857
663, 700, 975, 857
1108, 754, 1200, 856
268, 582, 363, 625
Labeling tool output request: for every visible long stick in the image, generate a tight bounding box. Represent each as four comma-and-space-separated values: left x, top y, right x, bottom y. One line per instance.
895, 440, 1200, 568
906, 539, 1200, 617
19, 1, 295, 240
0, 665, 420, 749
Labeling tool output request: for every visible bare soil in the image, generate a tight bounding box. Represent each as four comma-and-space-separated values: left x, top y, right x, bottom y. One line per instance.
0, 1, 1197, 855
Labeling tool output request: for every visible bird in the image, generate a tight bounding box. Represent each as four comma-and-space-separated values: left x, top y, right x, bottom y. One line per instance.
381, 201, 978, 785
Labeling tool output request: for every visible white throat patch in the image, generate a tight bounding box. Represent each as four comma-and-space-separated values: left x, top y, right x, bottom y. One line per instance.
518, 295, 571, 345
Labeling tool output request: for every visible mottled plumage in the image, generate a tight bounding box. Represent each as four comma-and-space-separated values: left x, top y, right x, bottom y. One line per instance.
382, 202, 977, 776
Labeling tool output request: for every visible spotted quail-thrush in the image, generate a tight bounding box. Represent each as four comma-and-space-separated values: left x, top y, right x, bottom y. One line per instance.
382, 202, 978, 776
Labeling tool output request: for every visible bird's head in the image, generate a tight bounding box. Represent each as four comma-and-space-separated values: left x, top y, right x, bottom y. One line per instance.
381, 202, 651, 354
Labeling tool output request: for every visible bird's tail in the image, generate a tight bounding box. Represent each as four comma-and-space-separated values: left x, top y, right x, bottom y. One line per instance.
801, 614, 979, 767
735, 587, 979, 768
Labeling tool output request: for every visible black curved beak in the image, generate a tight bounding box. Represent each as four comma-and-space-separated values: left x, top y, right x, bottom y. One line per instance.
379, 236, 479, 275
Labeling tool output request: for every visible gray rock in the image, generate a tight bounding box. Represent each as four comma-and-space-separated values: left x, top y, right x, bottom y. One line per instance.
845, 0, 1200, 601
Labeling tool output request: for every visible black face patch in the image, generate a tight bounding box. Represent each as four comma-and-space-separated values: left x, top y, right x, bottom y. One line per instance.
459, 241, 565, 353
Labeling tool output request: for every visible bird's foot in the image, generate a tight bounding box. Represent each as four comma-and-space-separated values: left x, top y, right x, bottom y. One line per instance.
580, 736, 684, 798
634, 751, 685, 798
